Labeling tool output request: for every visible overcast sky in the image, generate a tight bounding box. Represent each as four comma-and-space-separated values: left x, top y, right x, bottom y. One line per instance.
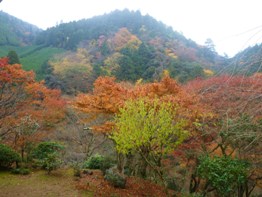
1, 0, 262, 57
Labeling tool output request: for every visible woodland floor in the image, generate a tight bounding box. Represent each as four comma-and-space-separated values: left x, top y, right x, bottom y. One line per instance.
0, 169, 174, 197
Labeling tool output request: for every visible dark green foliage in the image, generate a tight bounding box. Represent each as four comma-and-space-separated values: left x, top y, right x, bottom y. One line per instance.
115, 55, 137, 81
11, 168, 31, 175
114, 41, 205, 83
32, 142, 64, 174
83, 154, 105, 169
104, 167, 126, 188
197, 155, 249, 197
114, 43, 157, 82
168, 59, 205, 83
32, 142, 64, 160
83, 154, 114, 174
38, 152, 63, 174
7, 50, 20, 64
0, 144, 21, 168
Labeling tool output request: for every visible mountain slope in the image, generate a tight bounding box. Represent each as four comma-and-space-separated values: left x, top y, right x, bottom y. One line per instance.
0, 11, 41, 46
227, 44, 262, 75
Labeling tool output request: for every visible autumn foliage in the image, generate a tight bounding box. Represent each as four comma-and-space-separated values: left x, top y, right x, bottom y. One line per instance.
185, 74, 262, 119
74, 74, 209, 134
0, 57, 65, 151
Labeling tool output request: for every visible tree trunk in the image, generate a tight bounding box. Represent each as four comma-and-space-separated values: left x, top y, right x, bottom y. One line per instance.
183, 165, 194, 194
117, 153, 126, 174
21, 147, 24, 162
139, 157, 148, 178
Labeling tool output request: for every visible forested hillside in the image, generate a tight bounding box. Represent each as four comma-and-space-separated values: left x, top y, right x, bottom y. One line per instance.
228, 43, 262, 75
0, 11, 41, 46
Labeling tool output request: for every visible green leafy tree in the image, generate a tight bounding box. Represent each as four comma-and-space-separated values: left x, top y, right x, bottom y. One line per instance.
32, 141, 64, 174
197, 155, 249, 197
115, 55, 136, 81
7, 50, 20, 65
39, 152, 63, 174
111, 98, 188, 182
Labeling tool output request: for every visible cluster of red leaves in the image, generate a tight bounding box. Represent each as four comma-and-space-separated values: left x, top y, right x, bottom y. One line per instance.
75, 76, 128, 114
76, 170, 174, 196
185, 74, 262, 119
0, 57, 66, 147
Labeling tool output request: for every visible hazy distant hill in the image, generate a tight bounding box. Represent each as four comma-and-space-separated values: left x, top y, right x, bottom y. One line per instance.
0, 11, 41, 46
227, 44, 262, 75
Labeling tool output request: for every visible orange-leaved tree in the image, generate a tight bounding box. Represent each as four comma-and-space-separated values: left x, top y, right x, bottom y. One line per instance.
185, 74, 262, 118
0, 57, 66, 159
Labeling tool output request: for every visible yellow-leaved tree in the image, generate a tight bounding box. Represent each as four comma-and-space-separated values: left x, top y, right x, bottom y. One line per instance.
111, 98, 188, 182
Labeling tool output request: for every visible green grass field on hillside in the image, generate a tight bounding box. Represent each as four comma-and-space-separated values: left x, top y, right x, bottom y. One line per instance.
0, 45, 65, 80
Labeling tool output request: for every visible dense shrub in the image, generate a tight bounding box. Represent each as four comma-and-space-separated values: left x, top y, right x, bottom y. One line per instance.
83, 154, 114, 173
197, 155, 249, 197
0, 144, 21, 168
104, 167, 126, 188
32, 141, 64, 160
11, 168, 31, 175
32, 141, 64, 174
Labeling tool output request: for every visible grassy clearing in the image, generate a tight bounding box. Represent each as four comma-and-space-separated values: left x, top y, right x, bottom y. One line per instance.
0, 169, 92, 197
